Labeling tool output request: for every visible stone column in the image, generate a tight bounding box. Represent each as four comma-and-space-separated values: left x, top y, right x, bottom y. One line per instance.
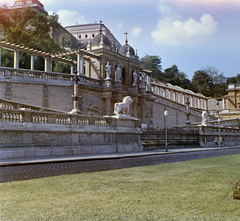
81, 54, 84, 75
14, 49, 20, 69
77, 53, 81, 75
30, 54, 35, 70
163, 88, 166, 97
173, 91, 176, 102
44, 57, 52, 72
0, 46, 1, 67
139, 97, 146, 125
70, 74, 81, 114
105, 98, 112, 115
222, 97, 225, 109
132, 97, 138, 118
147, 74, 152, 92
71, 65, 75, 74
102, 92, 113, 115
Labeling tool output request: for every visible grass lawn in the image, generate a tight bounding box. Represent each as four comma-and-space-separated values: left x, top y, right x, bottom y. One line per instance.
0, 154, 239, 221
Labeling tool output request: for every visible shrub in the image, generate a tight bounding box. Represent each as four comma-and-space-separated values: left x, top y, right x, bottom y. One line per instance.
229, 180, 240, 199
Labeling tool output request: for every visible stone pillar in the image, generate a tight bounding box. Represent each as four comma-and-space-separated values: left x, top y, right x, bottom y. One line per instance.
70, 74, 81, 114
102, 92, 112, 116
30, 54, 35, 70
81, 54, 84, 75
77, 53, 81, 75
222, 97, 225, 109
71, 65, 75, 74
14, 49, 20, 69
163, 88, 166, 97
147, 74, 152, 92
173, 91, 176, 102
139, 97, 146, 125
105, 98, 112, 115
132, 97, 138, 118
0, 46, 1, 67
44, 57, 52, 72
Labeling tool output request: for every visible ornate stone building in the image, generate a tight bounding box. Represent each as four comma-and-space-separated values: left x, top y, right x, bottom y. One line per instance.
0, 23, 208, 130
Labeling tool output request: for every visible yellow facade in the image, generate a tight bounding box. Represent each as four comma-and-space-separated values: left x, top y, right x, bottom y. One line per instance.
220, 84, 240, 120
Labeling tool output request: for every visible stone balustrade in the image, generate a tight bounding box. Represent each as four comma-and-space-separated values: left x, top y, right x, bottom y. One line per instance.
0, 66, 103, 87
152, 93, 203, 117
0, 107, 115, 128
151, 82, 207, 110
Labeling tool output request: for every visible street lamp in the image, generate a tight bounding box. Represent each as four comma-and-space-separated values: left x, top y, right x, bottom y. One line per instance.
218, 118, 221, 148
164, 110, 168, 152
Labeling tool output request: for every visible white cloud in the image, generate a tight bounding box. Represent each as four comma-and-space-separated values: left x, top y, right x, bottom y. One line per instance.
152, 0, 218, 46
0, 0, 15, 7
56, 10, 87, 27
132, 27, 143, 37
117, 22, 123, 29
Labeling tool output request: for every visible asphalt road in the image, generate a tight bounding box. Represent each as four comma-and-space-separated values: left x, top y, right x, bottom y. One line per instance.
0, 148, 239, 183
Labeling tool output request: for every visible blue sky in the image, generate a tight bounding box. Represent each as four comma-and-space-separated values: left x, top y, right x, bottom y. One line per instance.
1, 0, 240, 79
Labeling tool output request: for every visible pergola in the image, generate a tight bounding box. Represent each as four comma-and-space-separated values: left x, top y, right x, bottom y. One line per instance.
0, 41, 101, 75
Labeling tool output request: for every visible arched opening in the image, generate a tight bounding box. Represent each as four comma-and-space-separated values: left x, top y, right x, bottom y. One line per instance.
122, 68, 126, 85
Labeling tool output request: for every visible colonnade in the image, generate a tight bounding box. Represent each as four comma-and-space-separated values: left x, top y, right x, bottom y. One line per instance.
0, 44, 85, 76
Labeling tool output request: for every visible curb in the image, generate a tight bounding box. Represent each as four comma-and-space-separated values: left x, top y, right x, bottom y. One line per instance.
0, 146, 240, 166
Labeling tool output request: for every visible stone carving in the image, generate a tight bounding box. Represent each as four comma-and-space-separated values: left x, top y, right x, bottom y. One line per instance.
114, 96, 133, 116
115, 64, 122, 82
105, 62, 111, 79
140, 72, 146, 88
202, 111, 209, 125
132, 70, 138, 86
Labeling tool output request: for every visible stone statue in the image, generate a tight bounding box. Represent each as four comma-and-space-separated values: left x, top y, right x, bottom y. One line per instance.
105, 62, 111, 79
140, 72, 146, 88
115, 64, 122, 82
114, 96, 133, 116
132, 70, 138, 86
202, 111, 209, 125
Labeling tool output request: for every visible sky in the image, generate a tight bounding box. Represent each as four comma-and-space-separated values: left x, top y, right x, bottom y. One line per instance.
0, 0, 240, 79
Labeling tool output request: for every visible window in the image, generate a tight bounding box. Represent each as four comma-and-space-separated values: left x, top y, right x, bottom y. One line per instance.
92, 34, 95, 38
79, 35, 81, 39
85, 34, 88, 38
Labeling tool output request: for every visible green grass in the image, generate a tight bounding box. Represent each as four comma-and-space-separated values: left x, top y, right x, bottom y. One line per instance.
1, 155, 240, 221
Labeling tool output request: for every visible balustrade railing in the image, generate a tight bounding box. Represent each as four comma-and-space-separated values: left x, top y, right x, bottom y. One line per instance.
0, 67, 103, 87
0, 106, 113, 127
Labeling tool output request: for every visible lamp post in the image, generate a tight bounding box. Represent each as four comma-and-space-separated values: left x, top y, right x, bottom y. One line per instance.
218, 118, 221, 148
164, 110, 168, 152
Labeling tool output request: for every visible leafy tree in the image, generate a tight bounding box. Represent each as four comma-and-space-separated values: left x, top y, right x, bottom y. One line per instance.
59, 32, 78, 50
140, 54, 164, 80
227, 74, 240, 84
0, 7, 61, 53
192, 70, 212, 96
0, 7, 63, 70
192, 66, 227, 97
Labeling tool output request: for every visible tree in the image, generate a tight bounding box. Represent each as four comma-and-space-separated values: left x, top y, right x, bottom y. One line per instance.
192, 66, 227, 97
192, 70, 212, 96
227, 74, 240, 84
140, 54, 164, 80
0, 7, 63, 70
59, 32, 78, 50
0, 7, 61, 53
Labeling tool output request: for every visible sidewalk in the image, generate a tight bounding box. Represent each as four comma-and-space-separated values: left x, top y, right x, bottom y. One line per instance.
1, 146, 239, 166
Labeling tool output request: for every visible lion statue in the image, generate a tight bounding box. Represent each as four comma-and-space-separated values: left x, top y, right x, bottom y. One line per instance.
114, 96, 133, 116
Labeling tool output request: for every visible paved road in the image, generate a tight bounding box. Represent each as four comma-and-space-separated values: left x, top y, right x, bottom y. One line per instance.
0, 148, 239, 183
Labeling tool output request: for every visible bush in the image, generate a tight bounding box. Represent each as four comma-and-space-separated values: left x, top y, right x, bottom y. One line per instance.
229, 180, 240, 199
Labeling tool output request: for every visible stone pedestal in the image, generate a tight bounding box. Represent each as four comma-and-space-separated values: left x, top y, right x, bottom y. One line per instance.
114, 81, 122, 90
129, 85, 138, 93
139, 87, 146, 95
104, 78, 113, 88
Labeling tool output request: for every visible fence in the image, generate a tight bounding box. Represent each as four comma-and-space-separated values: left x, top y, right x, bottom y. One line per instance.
141, 128, 199, 148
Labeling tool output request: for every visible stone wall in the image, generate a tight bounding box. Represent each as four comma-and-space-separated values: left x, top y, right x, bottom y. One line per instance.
0, 109, 142, 159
